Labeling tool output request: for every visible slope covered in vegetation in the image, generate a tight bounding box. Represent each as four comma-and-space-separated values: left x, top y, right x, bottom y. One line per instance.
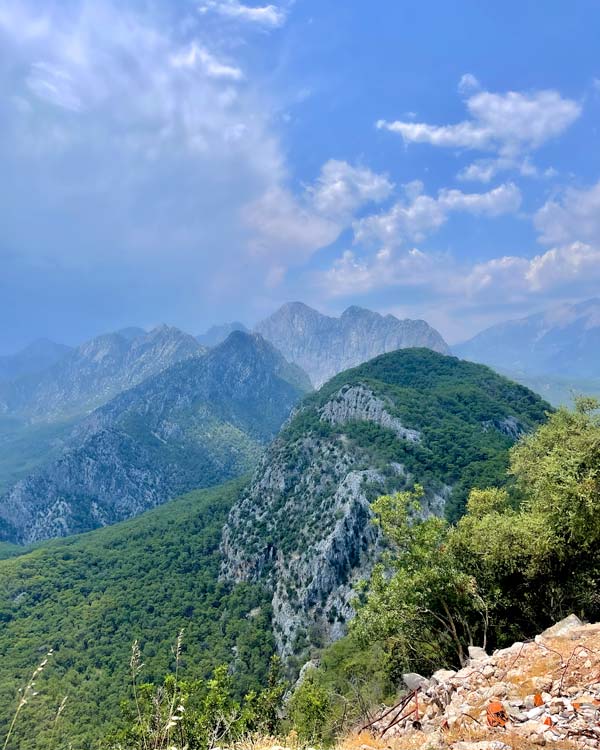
289, 398, 600, 743
0, 479, 275, 750
223, 348, 550, 659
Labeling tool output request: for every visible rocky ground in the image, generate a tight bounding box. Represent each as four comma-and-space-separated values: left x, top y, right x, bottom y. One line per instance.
359, 615, 600, 750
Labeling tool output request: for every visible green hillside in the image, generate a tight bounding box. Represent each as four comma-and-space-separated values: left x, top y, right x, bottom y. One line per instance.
223, 348, 551, 661
0, 479, 274, 750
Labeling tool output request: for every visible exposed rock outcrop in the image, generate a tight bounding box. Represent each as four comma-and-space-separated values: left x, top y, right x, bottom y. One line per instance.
221, 349, 549, 658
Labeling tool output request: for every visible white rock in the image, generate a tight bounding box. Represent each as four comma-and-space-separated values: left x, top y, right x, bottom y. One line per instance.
540, 614, 583, 639
431, 668, 456, 684
468, 646, 488, 661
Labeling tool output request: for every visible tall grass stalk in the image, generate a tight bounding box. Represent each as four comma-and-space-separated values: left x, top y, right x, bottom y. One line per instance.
2, 648, 53, 750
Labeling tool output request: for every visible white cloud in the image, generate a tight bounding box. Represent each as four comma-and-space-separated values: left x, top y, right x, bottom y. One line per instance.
458, 73, 480, 96
243, 160, 393, 265
170, 42, 243, 80
378, 84, 581, 182
534, 181, 600, 246
354, 182, 521, 247
198, 1, 286, 28
317, 240, 600, 308
464, 242, 600, 296
307, 160, 394, 221
318, 247, 436, 297
0, 0, 291, 291
243, 186, 340, 262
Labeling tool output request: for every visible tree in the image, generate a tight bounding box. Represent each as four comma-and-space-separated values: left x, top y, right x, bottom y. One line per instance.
352, 486, 488, 675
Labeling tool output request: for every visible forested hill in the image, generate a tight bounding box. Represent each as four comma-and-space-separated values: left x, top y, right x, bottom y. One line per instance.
222, 348, 550, 659
0, 480, 274, 750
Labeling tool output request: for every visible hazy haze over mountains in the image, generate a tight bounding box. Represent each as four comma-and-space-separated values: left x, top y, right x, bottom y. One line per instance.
0, 325, 203, 422
455, 298, 600, 377
0, 339, 72, 382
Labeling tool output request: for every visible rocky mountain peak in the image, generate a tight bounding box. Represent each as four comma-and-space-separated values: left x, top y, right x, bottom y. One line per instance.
0, 324, 203, 422
0, 330, 309, 545
254, 301, 450, 387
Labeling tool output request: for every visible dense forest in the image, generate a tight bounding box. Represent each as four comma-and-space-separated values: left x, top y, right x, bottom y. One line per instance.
0, 479, 275, 749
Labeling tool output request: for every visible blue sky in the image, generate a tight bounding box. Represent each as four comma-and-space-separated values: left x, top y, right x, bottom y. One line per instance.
1, 0, 600, 352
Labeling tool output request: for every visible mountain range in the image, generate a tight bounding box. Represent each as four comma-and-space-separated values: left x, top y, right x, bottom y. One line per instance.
455, 298, 600, 379
0, 332, 309, 544
254, 302, 450, 387
0, 325, 203, 422
0, 347, 549, 747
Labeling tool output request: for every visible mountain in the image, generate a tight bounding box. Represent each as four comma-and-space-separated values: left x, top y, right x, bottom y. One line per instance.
454, 298, 600, 380
0, 480, 275, 750
0, 338, 71, 382
0, 325, 203, 422
254, 302, 450, 387
0, 349, 549, 748
221, 348, 549, 658
197, 321, 249, 346
0, 332, 310, 544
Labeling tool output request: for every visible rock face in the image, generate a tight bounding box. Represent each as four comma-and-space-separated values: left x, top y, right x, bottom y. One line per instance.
0, 332, 310, 544
0, 325, 203, 421
368, 615, 600, 750
455, 297, 600, 379
254, 302, 450, 387
221, 349, 549, 657
0, 339, 72, 382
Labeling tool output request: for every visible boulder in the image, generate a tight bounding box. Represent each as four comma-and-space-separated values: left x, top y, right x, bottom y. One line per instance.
402, 672, 431, 691
431, 668, 457, 684
468, 646, 488, 661
540, 614, 583, 639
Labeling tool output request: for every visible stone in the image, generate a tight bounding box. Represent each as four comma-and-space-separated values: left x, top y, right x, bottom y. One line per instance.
540, 614, 583, 639
451, 742, 511, 750
431, 668, 456, 684
468, 646, 488, 661
402, 672, 431, 691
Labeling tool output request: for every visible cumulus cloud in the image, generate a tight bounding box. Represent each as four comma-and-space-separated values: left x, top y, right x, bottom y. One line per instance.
243, 160, 393, 262
463, 242, 600, 296
318, 241, 600, 306
198, 1, 287, 28
378, 84, 581, 182
307, 160, 394, 221
534, 181, 600, 246
243, 186, 340, 261
318, 247, 437, 297
354, 181, 521, 247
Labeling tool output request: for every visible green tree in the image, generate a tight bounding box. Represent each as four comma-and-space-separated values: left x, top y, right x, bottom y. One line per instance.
288, 673, 332, 744
352, 486, 487, 676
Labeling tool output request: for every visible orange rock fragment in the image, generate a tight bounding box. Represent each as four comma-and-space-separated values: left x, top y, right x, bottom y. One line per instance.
487, 701, 508, 727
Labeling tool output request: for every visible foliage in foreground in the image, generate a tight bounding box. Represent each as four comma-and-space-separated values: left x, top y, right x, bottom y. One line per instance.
299, 399, 600, 741
109, 636, 287, 750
